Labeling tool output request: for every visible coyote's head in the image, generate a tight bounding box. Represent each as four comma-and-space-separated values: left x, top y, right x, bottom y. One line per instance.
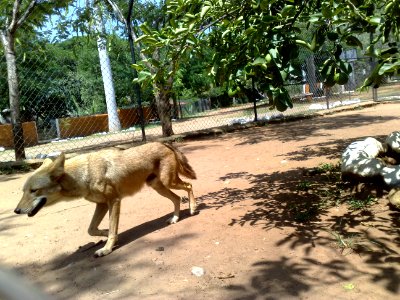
14, 154, 65, 217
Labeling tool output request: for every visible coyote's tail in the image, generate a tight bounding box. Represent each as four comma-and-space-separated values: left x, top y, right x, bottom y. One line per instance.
164, 143, 197, 179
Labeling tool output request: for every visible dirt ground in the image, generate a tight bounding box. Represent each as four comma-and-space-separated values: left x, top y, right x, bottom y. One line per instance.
1, 102, 400, 300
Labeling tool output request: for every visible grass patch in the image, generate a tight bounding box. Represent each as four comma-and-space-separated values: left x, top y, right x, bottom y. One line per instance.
292, 161, 383, 224
327, 230, 365, 254
289, 202, 321, 223
0, 162, 32, 175
347, 195, 378, 211
297, 181, 312, 191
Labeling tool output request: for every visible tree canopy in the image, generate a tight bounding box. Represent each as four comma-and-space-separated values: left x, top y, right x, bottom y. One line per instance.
134, 0, 400, 111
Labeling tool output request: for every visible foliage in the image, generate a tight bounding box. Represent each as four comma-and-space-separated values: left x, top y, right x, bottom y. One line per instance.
0, 35, 151, 121
178, 49, 214, 98
0, 161, 31, 175
159, 0, 400, 112
0, 1, 72, 33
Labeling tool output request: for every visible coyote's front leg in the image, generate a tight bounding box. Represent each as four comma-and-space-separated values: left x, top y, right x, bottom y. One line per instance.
94, 200, 121, 257
88, 203, 109, 237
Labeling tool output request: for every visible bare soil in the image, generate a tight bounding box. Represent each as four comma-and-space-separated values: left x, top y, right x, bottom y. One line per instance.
1, 102, 400, 300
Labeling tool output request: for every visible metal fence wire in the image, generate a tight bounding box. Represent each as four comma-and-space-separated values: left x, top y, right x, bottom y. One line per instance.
0, 41, 400, 162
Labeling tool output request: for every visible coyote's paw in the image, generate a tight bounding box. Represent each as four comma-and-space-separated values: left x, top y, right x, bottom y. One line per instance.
190, 201, 197, 215
190, 205, 197, 216
167, 215, 179, 224
94, 247, 112, 257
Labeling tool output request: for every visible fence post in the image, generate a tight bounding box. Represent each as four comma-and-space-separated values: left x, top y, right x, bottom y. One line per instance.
372, 87, 378, 102
369, 33, 378, 102
252, 78, 258, 121
127, 0, 146, 142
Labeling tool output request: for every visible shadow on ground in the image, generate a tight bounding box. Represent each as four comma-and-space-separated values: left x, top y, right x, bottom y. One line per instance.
198, 166, 400, 297
12, 211, 196, 299
226, 256, 352, 300
225, 113, 395, 145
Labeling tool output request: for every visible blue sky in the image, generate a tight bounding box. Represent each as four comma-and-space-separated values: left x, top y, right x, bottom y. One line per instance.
39, 0, 123, 42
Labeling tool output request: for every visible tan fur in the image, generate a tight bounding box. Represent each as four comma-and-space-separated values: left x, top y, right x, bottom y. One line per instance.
14, 142, 196, 257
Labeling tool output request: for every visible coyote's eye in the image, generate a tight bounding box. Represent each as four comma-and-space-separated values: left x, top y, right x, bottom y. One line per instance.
30, 189, 38, 193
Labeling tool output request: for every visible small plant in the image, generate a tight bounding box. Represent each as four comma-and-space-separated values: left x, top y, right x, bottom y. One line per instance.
326, 229, 385, 254
289, 202, 320, 223
0, 165, 13, 175
297, 181, 311, 191
0, 162, 31, 175
318, 162, 336, 173
347, 195, 377, 210
174, 136, 184, 143
328, 230, 362, 254
317, 162, 341, 181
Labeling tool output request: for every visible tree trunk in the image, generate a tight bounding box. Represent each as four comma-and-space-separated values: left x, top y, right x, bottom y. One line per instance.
0, 31, 26, 160
154, 82, 174, 136
94, 3, 121, 132
171, 92, 179, 119
306, 55, 318, 96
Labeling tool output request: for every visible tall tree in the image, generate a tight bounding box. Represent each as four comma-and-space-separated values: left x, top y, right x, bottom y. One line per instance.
0, 0, 70, 160
92, 0, 121, 132
106, 0, 192, 136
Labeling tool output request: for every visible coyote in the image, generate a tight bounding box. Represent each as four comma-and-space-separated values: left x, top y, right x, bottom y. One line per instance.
14, 142, 196, 257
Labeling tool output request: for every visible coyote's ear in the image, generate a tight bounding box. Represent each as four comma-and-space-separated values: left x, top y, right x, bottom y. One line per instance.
41, 158, 53, 167
50, 153, 65, 179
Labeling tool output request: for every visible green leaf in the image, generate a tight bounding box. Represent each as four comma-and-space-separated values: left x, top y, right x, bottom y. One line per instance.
252, 57, 267, 65
149, 58, 161, 68
269, 48, 279, 59
378, 61, 400, 75
279, 70, 288, 81
346, 36, 363, 48
135, 35, 158, 44
295, 39, 312, 51
260, 0, 270, 10
174, 27, 188, 34
131, 64, 144, 71
308, 13, 323, 24
137, 71, 152, 83
200, 6, 211, 18
262, 15, 277, 23
322, 4, 332, 18
367, 16, 381, 25
339, 61, 352, 74
222, 29, 231, 38
281, 5, 295, 17
140, 22, 152, 35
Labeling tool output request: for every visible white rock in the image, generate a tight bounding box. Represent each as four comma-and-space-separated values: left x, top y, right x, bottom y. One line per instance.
341, 136, 400, 187
191, 266, 205, 277
341, 137, 386, 177
386, 131, 400, 153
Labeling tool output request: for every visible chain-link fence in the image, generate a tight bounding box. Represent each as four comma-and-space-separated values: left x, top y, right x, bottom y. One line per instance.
1, 40, 399, 162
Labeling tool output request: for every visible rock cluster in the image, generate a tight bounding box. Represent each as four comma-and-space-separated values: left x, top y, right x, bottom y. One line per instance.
341, 131, 400, 208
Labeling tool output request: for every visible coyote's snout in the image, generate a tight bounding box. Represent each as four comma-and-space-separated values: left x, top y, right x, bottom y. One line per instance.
14, 197, 47, 217
14, 142, 197, 257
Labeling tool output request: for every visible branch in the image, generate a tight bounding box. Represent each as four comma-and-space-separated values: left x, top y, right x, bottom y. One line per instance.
344, 0, 366, 20
15, 0, 37, 31
105, 0, 127, 26
196, 7, 240, 36
288, 0, 309, 29
105, 0, 148, 63
8, 0, 21, 32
